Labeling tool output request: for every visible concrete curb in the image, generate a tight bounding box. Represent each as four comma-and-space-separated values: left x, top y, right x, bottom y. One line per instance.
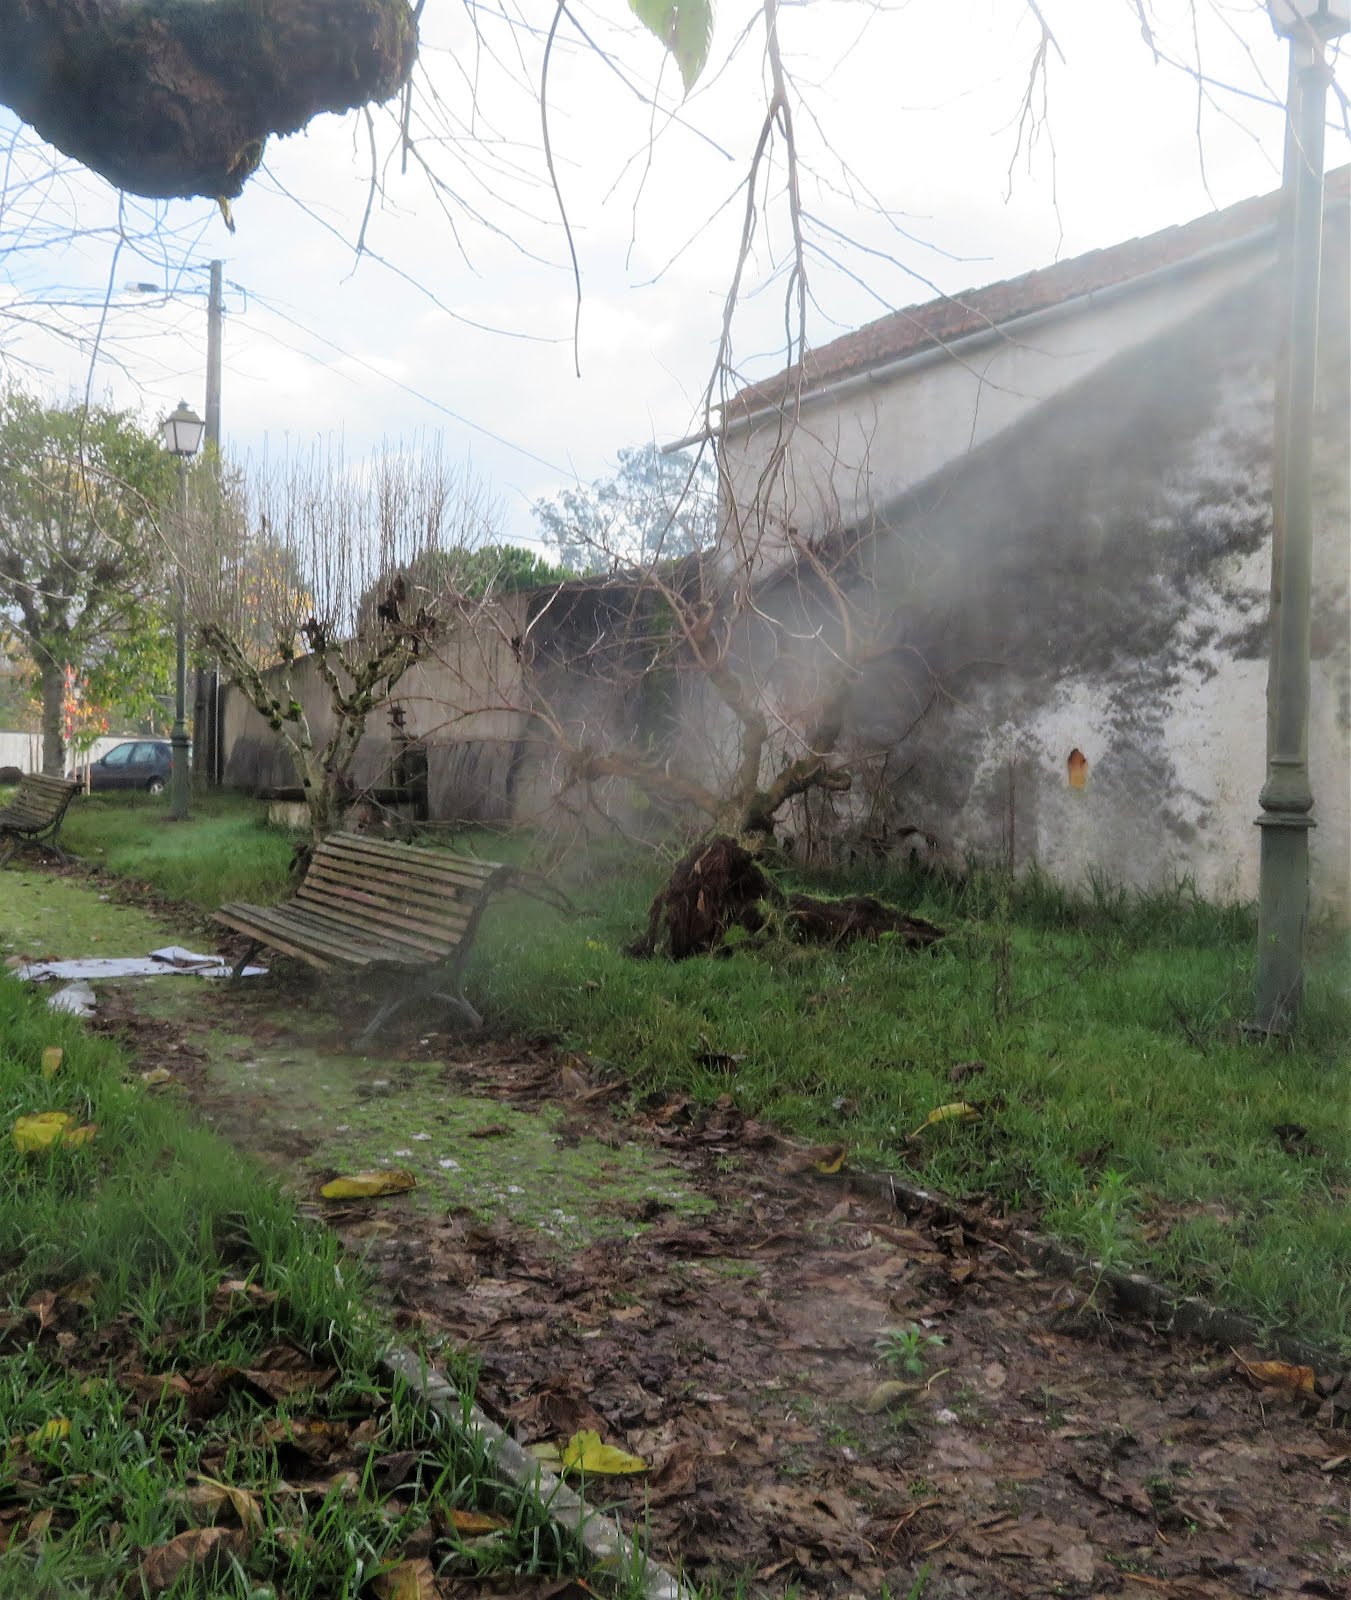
381, 1346, 696, 1600
844, 1168, 1350, 1387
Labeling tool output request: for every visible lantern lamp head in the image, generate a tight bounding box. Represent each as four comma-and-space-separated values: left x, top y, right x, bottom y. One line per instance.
161, 400, 205, 458
1269, 0, 1350, 39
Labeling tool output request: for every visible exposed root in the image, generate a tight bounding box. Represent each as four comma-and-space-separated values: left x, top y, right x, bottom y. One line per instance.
627, 835, 944, 961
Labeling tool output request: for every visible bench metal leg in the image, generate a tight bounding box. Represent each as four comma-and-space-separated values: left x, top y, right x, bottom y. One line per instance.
355, 991, 407, 1051
231, 941, 263, 981
432, 987, 483, 1029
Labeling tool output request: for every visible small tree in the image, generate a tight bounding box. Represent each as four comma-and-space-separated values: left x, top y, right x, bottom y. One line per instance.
186, 440, 499, 849
0, 391, 173, 774
533, 444, 717, 576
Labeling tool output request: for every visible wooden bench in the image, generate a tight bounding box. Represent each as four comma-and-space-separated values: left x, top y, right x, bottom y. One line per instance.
0, 774, 81, 865
212, 832, 510, 1047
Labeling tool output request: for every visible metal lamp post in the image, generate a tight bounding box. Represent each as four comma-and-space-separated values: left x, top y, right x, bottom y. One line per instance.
1254, 0, 1347, 1032
161, 401, 205, 821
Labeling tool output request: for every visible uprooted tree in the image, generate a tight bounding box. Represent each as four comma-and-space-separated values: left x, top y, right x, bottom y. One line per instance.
182, 439, 499, 851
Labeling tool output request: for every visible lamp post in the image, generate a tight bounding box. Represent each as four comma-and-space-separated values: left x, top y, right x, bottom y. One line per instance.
1254, 0, 1346, 1033
161, 401, 205, 821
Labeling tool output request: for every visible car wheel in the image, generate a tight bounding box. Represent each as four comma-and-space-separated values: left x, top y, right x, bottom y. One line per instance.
146, 777, 166, 796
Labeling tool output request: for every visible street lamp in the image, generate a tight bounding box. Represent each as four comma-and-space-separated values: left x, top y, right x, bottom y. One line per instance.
1253, 0, 1345, 1032
161, 401, 204, 822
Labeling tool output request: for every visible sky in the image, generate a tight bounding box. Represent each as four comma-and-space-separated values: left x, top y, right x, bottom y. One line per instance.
0, 0, 1346, 550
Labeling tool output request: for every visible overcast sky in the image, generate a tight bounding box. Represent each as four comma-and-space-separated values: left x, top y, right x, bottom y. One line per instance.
1, 0, 1346, 548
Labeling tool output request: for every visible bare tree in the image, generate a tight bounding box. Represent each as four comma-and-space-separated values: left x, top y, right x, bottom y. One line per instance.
183, 438, 498, 849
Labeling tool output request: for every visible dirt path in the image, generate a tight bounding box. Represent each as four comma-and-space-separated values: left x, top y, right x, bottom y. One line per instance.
84, 974, 1348, 1600
8, 866, 1346, 1597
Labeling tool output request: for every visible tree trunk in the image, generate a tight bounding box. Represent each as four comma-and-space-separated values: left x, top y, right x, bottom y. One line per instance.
40, 659, 65, 776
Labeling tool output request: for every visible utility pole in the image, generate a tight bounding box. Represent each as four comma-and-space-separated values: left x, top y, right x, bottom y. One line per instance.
206, 260, 222, 452
194, 260, 225, 787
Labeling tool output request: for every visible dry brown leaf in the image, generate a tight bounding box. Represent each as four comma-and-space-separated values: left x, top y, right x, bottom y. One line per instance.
446, 1508, 508, 1535
139, 1526, 247, 1591
210, 1278, 278, 1319
371, 1556, 439, 1600
1233, 1352, 1319, 1399
124, 1373, 193, 1406
25, 1290, 57, 1333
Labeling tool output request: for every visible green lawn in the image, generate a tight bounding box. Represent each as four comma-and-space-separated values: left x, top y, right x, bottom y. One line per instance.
21, 789, 1351, 1356
0, 914, 635, 1598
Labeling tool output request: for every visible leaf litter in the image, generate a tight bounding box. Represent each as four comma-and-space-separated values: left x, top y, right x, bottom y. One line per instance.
89, 979, 1351, 1599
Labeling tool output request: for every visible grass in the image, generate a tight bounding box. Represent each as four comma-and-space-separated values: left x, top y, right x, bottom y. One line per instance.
56, 789, 295, 909
0, 958, 638, 1597
20, 790, 1351, 1356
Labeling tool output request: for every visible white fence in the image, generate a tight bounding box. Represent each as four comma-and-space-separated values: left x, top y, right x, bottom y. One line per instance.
0, 731, 128, 775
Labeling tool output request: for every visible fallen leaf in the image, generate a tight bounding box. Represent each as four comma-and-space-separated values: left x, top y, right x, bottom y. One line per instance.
371, 1557, 439, 1600
466, 1124, 510, 1139
169, 1478, 263, 1534
528, 1441, 563, 1465
26, 1418, 69, 1447
24, 1290, 57, 1333
559, 1429, 648, 1475
909, 1102, 980, 1138
320, 1169, 416, 1200
139, 1068, 175, 1088
124, 1372, 193, 1407
814, 1145, 848, 1175
12, 1112, 96, 1152
209, 1278, 278, 1319
447, 1508, 508, 1535
241, 1343, 337, 1401
861, 1380, 920, 1414
947, 1059, 987, 1085
40, 1047, 63, 1079
139, 1526, 247, 1592
1233, 1352, 1319, 1400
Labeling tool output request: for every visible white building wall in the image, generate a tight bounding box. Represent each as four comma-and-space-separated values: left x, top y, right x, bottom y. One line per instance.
724, 253, 1267, 554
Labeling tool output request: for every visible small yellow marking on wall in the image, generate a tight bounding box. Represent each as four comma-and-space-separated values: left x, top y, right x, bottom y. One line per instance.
1067, 748, 1088, 790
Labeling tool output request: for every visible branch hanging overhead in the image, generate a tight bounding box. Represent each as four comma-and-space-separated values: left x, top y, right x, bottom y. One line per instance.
0, 0, 418, 200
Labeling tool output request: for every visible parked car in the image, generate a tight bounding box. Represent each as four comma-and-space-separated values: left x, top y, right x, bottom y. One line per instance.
73, 740, 175, 794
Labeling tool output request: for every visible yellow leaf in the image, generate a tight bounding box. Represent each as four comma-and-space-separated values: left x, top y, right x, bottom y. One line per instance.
320, 1169, 417, 1200
1233, 1353, 1319, 1400
371, 1557, 438, 1600
559, 1429, 648, 1476
12, 1112, 94, 1152
909, 1102, 980, 1139
27, 1418, 70, 1447
140, 1068, 175, 1087
814, 1146, 848, 1175
447, 1508, 508, 1535
40, 1047, 63, 1080
527, 1441, 562, 1465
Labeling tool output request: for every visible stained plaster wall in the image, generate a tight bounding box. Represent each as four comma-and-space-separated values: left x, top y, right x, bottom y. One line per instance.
723, 247, 1271, 560
770, 248, 1350, 916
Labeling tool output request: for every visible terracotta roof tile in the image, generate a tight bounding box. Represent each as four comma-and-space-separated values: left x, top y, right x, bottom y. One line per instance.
730, 166, 1350, 416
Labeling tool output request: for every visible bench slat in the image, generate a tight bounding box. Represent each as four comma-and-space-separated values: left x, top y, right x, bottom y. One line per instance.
320, 835, 500, 892
215, 903, 402, 967
322, 832, 499, 875
301, 859, 478, 923
307, 852, 480, 906
288, 891, 462, 958
293, 882, 472, 950
213, 908, 338, 972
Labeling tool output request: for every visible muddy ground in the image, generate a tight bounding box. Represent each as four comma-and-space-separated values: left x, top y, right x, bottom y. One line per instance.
7, 869, 1349, 1598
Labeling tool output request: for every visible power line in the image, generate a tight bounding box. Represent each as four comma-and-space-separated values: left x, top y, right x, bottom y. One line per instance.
239, 287, 572, 478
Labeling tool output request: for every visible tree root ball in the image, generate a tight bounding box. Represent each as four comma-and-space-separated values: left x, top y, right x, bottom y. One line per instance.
1, 0, 418, 199
627, 835, 945, 961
